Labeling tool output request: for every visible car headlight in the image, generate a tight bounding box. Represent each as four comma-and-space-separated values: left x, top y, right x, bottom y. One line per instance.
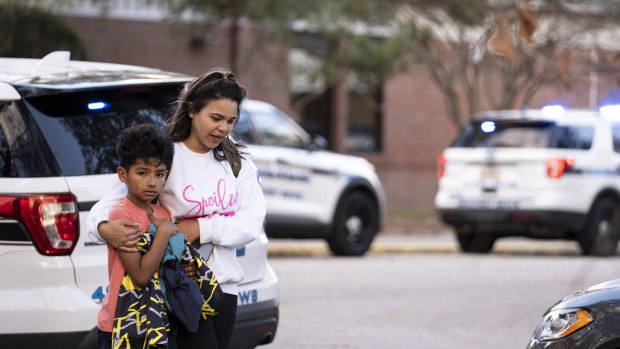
533, 308, 594, 341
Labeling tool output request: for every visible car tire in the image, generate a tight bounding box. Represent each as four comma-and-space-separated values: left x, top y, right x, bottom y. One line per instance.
455, 228, 495, 253
327, 191, 379, 256
579, 197, 620, 256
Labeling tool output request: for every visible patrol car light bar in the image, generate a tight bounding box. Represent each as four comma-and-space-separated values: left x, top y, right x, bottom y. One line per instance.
600, 104, 620, 117
541, 105, 565, 118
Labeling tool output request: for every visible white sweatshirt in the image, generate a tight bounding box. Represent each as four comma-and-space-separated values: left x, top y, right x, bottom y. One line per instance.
87, 141, 267, 295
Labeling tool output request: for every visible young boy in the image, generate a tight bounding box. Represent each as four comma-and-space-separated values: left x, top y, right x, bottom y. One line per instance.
96, 123, 176, 349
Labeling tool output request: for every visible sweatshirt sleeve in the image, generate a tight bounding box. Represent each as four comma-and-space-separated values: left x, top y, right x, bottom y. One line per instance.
86, 177, 128, 244
197, 158, 266, 249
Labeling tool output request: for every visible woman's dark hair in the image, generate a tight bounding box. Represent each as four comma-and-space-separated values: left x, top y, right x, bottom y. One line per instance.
116, 124, 174, 170
165, 68, 247, 161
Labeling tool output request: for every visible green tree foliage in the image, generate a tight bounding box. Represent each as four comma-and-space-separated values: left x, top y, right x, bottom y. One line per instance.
288, 0, 409, 86
153, 0, 620, 133
152, 0, 297, 72
0, 1, 86, 59
153, 0, 417, 86
245, 0, 491, 98
152, 0, 493, 150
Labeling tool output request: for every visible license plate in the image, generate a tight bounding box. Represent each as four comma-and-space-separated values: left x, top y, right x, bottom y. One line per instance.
480, 165, 499, 191
481, 165, 498, 179
458, 199, 519, 210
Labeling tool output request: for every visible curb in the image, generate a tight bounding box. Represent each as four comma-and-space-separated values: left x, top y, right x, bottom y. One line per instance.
267, 234, 587, 257
267, 238, 459, 256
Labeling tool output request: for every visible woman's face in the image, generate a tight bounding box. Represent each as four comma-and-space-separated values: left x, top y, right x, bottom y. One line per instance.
185, 98, 238, 153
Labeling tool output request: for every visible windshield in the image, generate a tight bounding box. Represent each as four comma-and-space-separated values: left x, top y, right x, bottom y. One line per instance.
24, 83, 184, 175
453, 120, 594, 150
237, 109, 310, 149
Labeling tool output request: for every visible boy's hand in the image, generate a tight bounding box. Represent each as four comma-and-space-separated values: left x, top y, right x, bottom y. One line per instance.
175, 218, 200, 244
99, 219, 141, 252
148, 212, 177, 237
183, 260, 198, 279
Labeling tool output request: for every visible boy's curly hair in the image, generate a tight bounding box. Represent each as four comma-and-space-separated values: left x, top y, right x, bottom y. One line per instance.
116, 124, 174, 170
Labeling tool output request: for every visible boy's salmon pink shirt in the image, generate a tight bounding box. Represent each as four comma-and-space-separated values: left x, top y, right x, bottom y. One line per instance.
97, 197, 170, 332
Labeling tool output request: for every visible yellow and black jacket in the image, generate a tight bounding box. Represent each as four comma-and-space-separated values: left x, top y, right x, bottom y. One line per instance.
111, 225, 225, 348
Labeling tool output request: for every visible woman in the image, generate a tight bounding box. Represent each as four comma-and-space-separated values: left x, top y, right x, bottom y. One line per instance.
87, 69, 266, 348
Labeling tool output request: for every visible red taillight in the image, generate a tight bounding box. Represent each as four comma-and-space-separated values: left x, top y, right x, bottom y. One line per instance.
0, 194, 78, 256
546, 157, 574, 179
437, 154, 447, 179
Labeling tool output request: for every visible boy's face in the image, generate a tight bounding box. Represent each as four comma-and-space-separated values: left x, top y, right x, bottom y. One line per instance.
118, 157, 168, 208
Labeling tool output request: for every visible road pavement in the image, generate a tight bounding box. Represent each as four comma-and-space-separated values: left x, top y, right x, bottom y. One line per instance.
267, 251, 620, 349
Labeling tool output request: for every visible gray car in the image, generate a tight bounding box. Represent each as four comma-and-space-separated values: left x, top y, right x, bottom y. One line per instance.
527, 278, 620, 349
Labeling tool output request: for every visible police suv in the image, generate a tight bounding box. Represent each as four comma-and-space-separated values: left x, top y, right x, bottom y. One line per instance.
435, 106, 620, 256
234, 100, 386, 256
0, 52, 278, 349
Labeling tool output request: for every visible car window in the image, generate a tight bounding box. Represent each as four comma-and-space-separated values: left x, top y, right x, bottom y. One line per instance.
554, 126, 593, 150
453, 121, 554, 148
612, 124, 620, 153
452, 121, 593, 150
234, 112, 257, 144
0, 102, 58, 177
0, 105, 17, 177
23, 83, 183, 176
243, 110, 308, 149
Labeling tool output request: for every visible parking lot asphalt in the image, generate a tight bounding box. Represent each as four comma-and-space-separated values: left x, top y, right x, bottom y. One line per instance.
267, 228, 586, 257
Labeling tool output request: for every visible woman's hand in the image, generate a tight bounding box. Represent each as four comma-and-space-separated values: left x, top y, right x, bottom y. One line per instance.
99, 219, 141, 252
176, 218, 200, 243
148, 212, 178, 238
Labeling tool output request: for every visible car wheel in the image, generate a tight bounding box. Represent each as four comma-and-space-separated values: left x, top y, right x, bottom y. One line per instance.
579, 197, 620, 256
327, 191, 379, 256
455, 228, 495, 253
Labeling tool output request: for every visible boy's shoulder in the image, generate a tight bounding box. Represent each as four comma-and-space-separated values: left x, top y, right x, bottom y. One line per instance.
110, 198, 170, 219
109, 198, 135, 221
109, 199, 169, 221
109, 200, 170, 231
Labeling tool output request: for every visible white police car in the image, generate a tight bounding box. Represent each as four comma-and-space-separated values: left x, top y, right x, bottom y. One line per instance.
235, 100, 386, 256
435, 105, 620, 255
0, 52, 278, 349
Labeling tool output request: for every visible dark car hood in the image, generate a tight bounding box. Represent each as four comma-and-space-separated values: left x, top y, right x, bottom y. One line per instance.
549, 278, 620, 312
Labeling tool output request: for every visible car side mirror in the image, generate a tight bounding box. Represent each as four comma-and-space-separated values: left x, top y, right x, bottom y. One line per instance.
309, 135, 328, 151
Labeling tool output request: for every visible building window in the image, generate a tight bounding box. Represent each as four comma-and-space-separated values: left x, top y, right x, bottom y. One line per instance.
289, 47, 383, 153
347, 77, 382, 152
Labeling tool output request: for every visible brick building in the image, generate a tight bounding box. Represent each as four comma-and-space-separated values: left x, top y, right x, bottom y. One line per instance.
55, 2, 614, 212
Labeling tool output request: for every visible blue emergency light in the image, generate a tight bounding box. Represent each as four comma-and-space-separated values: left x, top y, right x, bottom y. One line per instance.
87, 102, 108, 110
481, 121, 496, 133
